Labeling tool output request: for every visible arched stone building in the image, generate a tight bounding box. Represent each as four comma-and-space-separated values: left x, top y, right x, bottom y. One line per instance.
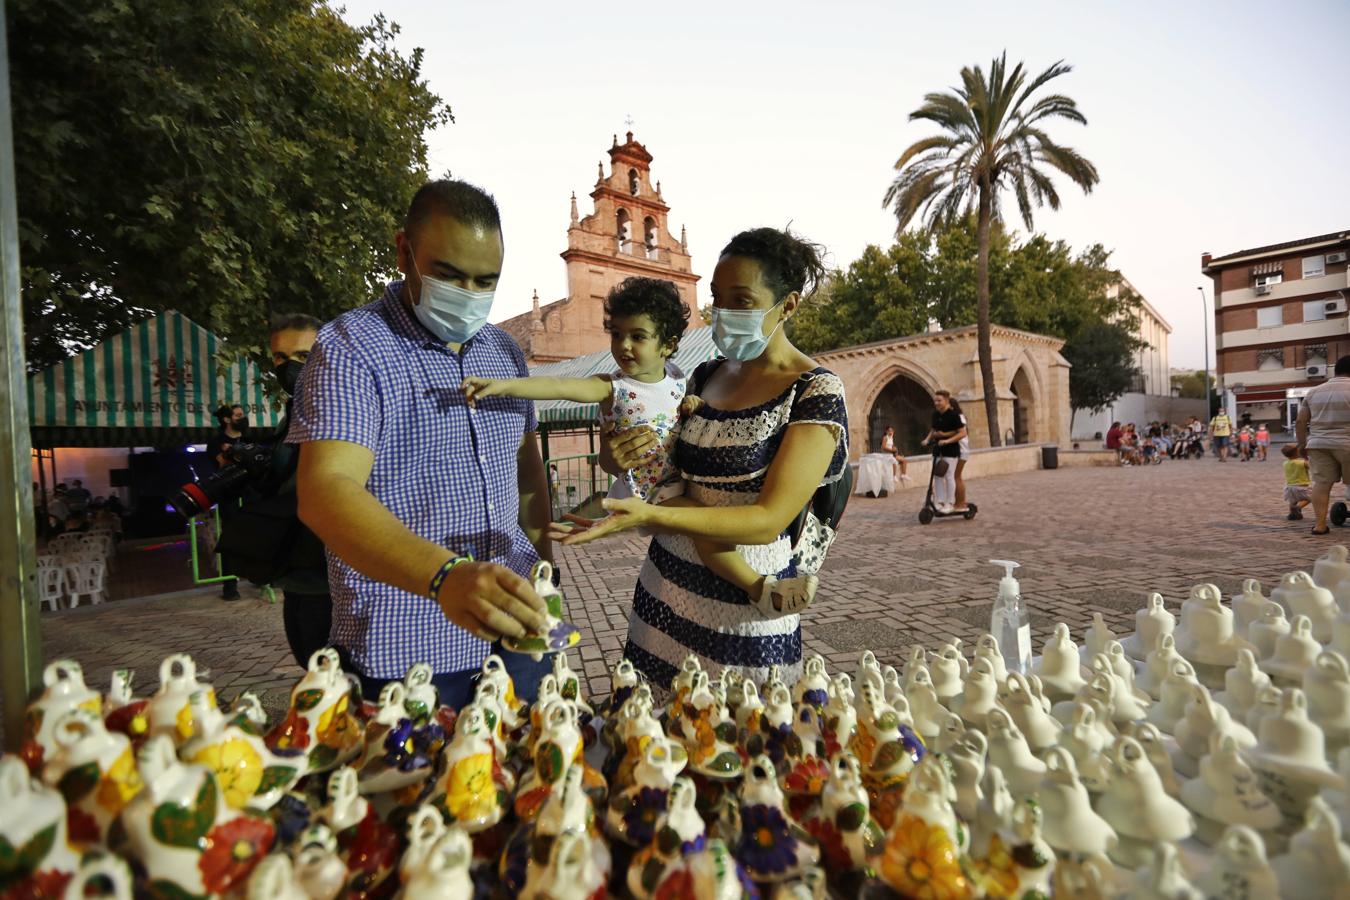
815, 324, 1072, 456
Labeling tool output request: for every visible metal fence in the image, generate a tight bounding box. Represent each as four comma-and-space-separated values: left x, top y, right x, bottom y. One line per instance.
547, 453, 612, 520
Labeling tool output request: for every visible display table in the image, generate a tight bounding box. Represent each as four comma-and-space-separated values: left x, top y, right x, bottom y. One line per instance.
855, 452, 899, 496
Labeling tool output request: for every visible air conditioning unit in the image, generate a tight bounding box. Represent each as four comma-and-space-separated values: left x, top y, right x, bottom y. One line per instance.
1328, 251, 1348, 264
1326, 297, 1348, 315
1255, 284, 1272, 295
1308, 364, 1328, 378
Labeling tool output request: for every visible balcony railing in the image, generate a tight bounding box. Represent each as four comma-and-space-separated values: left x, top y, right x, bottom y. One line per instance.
547, 453, 613, 521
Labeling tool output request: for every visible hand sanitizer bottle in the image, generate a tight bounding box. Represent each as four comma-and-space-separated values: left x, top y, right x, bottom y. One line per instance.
990, 560, 1031, 674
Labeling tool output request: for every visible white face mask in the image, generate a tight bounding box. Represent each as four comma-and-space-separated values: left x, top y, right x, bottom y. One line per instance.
710, 300, 784, 362
408, 250, 495, 345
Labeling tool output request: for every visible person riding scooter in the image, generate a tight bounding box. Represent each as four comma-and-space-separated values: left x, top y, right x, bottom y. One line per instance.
925, 390, 966, 514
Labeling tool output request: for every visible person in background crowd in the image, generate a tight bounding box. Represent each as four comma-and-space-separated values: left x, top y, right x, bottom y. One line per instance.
1256, 423, 1270, 461
1237, 424, 1254, 461
1297, 355, 1350, 535
1105, 421, 1123, 456
880, 425, 911, 485
927, 390, 965, 512
1119, 423, 1141, 466
47, 484, 71, 535
269, 313, 332, 668
290, 179, 553, 708
1210, 408, 1233, 461
65, 479, 92, 515
1282, 443, 1311, 521
206, 404, 247, 601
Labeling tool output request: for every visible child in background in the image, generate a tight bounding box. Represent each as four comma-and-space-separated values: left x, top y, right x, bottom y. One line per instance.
1237, 425, 1254, 461
1255, 424, 1270, 461
461, 276, 818, 613
1283, 443, 1311, 521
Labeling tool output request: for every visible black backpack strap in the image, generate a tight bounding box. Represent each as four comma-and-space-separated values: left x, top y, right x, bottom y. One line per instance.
689, 358, 725, 397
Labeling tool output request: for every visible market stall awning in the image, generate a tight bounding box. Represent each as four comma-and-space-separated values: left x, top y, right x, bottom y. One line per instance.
530, 324, 720, 427
26, 310, 282, 448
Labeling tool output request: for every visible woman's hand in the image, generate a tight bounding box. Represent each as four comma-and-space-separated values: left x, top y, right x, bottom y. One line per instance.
604, 421, 659, 470
548, 497, 653, 545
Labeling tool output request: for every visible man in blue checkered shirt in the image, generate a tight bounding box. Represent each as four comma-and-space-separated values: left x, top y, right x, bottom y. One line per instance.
288, 180, 554, 709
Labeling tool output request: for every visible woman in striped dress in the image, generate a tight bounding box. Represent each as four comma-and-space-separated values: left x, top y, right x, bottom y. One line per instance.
557, 228, 849, 687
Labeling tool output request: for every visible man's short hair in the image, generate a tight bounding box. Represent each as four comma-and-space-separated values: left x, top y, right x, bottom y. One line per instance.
270, 313, 323, 335
1335, 355, 1350, 377
404, 180, 501, 237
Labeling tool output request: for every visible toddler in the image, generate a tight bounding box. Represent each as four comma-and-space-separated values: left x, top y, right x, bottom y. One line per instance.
1283, 443, 1311, 521
461, 276, 816, 613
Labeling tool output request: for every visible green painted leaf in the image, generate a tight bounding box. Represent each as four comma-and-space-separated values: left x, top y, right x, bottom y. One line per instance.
151, 776, 217, 848
307, 743, 339, 772
257, 765, 297, 795
536, 742, 565, 784
17, 824, 57, 874
58, 761, 103, 804
293, 689, 324, 712
837, 801, 867, 832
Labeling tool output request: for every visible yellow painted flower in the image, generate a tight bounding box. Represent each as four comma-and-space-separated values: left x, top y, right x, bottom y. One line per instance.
316, 694, 357, 749
191, 738, 264, 809
95, 746, 144, 812
880, 814, 972, 900
78, 696, 104, 717
445, 752, 498, 824
973, 832, 1021, 898
175, 703, 195, 742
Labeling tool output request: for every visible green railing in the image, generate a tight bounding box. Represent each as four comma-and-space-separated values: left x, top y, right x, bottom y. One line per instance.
547, 452, 612, 520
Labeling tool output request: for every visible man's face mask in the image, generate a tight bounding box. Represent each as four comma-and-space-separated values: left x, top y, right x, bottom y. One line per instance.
407, 244, 495, 345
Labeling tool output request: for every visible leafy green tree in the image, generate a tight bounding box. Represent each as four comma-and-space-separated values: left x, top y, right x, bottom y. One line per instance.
1171, 371, 1214, 399
788, 239, 930, 354
12, 0, 452, 371
885, 52, 1099, 446
1062, 319, 1143, 421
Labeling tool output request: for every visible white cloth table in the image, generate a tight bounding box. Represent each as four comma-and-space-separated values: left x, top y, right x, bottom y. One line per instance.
855, 453, 899, 496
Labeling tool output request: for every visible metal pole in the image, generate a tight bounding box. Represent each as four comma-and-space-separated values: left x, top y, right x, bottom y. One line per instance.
1198, 286, 1213, 419
0, 2, 44, 751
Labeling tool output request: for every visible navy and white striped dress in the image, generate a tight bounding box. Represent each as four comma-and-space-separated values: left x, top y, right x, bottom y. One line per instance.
624, 364, 849, 688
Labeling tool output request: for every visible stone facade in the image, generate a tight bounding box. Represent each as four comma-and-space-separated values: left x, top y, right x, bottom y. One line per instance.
498, 132, 700, 364
813, 324, 1072, 456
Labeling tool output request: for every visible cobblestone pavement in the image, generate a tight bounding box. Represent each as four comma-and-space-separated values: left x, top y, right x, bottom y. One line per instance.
14, 456, 1327, 739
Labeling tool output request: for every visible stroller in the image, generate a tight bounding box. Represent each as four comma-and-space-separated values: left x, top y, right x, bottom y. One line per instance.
1171, 432, 1205, 460
918, 443, 977, 525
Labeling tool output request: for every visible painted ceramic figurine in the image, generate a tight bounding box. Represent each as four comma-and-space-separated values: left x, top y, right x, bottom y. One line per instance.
607, 736, 687, 849
802, 752, 884, 875
734, 754, 821, 883
41, 707, 144, 845
428, 702, 511, 833
627, 776, 708, 899
0, 754, 82, 896
266, 648, 363, 774
20, 659, 103, 772
500, 561, 582, 661
878, 754, 974, 899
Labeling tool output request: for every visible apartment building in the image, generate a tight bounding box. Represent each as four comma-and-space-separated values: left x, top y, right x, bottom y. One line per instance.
1202, 229, 1350, 432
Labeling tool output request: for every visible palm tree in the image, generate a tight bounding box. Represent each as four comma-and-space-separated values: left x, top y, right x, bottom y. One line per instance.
885, 52, 1099, 447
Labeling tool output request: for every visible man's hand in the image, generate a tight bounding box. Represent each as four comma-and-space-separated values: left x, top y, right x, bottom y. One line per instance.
460, 377, 505, 409
434, 561, 549, 642
604, 421, 659, 470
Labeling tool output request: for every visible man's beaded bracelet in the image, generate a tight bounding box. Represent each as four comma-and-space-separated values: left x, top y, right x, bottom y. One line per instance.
429, 552, 473, 600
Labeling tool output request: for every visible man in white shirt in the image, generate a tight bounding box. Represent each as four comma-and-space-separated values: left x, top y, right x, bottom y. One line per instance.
1296, 355, 1350, 534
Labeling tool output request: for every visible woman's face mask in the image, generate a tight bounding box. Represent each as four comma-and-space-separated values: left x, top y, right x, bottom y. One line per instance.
710, 299, 785, 362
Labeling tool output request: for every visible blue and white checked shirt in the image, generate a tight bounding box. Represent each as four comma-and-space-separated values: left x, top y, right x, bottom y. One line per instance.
286, 282, 540, 679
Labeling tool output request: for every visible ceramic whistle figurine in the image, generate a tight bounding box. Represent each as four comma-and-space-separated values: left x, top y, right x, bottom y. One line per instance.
802, 753, 884, 876
40, 707, 143, 846
1122, 593, 1176, 661
1215, 648, 1273, 719
103, 668, 153, 749
1246, 687, 1346, 823
985, 707, 1046, 799
1129, 842, 1202, 900
352, 682, 444, 800
429, 702, 511, 833
1059, 703, 1113, 793
627, 776, 707, 899
182, 690, 306, 813
1171, 683, 1257, 778
972, 793, 1056, 900
820, 674, 856, 758
1079, 613, 1118, 665
683, 672, 743, 780
20, 660, 103, 772
652, 836, 758, 900
1261, 614, 1324, 685
0, 754, 82, 896
1001, 671, 1060, 753
267, 648, 362, 774
1034, 747, 1117, 858
606, 736, 687, 849
121, 734, 276, 898
879, 754, 973, 899
292, 823, 350, 900
1305, 650, 1350, 750
950, 657, 1001, 731
507, 761, 610, 900
781, 703, 831, 800
480, 653, 527, 731
1271, 570, 1338, 642
1272, 797, 1350, 900
1248, 601, 1293, 662
1033, 623, 1087, 701
735, 754, 821, 884
1194, 824, 1281, 900
400, 827, 475, 900
1176, 583, 1253, 686
320, 766, 400, 898
795, 655, 831, 711
501, 561, 582, 661
1232, 579, 1271, 636
929, 641, 967, 703
1180, 732, 1281, 844
146, 654, 220, 746
1095, 736, 1195, 869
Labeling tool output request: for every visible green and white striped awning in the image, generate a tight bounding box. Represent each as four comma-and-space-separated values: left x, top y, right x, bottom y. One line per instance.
27, 310, 282, 448
530, 324, 720, 427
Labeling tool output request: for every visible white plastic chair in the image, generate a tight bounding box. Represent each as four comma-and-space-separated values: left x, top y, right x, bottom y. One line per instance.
65, 558, 107, 607
39, 565, 66, 611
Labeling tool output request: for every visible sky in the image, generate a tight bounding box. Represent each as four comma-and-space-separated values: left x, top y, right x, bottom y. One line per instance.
338, 0, 1350, 370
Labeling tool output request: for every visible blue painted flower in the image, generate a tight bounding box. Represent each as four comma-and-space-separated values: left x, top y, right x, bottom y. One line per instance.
736, 804, 798, 878
382, 718, 444, 772
622, 786, 669, 847
270, 793, 312, 847
802, 688, 828, 709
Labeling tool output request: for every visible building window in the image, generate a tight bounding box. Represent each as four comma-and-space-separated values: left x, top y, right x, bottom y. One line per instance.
616, 208, 632, 253
1305, 300, 1328, 323
1304, 255, 1326, 279
1255, 272, 1283, 288
643, 217, 658, 260
1257, 305, 1283, 329
628, 169, 640, 196
1257, 349, 1284, 371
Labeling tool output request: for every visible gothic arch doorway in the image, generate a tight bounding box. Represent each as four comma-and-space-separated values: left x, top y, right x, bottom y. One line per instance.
867, 372, 933, 455
1010, 366, 1037, 444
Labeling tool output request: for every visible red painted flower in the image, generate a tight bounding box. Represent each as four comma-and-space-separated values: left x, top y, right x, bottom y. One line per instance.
66, 805, 101, 844
266, 709, 311, 752
18, 740, 44, 774
7, 869, 73, 900
805, 816, 851, 871
198, 815, 275, 894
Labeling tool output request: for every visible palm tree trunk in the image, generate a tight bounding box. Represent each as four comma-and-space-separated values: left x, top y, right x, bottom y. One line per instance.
976, 180, 1001, 447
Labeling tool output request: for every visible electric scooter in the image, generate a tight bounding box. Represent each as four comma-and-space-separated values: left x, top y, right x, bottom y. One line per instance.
918, 444, 978, 525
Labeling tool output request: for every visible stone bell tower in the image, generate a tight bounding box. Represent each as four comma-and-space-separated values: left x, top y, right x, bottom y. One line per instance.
499, 132, 699, 364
